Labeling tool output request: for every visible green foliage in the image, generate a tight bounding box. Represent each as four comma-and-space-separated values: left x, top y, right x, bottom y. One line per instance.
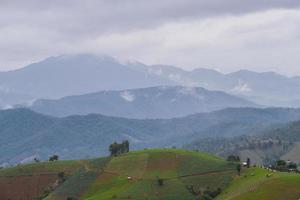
276, 160, 286, 167
287, 162, 297, 169
49, 155, 59, 162
109, 140, 129, 156
216, 168, 300, 200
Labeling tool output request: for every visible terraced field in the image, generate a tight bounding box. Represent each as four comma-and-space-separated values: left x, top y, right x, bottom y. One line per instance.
1, 149, 299, 200
80, 149, 236, 200
0, 159, 109, 200
216, 168, 300, 200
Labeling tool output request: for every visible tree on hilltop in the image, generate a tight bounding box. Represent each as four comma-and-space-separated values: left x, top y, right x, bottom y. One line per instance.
109, 140, 130, 156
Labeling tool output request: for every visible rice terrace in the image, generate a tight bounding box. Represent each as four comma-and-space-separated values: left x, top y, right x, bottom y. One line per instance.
1, 149, 299, 200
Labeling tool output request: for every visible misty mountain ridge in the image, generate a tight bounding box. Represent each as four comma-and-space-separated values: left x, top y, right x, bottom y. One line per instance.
30, 85, 257, 118
1, 54, 300, 109
144, 65, 300, 106
0, 54, 173, 103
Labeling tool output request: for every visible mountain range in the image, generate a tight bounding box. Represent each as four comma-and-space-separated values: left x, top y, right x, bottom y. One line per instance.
2, 107, 300, 166
30, 86, 257, 118
1, 54, 300, 109
137, 64, 300, 107
0, 55, 173, 108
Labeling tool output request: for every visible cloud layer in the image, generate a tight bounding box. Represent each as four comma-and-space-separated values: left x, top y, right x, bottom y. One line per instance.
1, 0, 300, 75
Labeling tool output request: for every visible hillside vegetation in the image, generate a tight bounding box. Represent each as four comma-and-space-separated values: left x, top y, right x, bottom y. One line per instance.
187, 119, 300, 165
3, 107, 300, 165
217, 168, 300, 200
0, 159, 108, 200
1, 149, 236, 200
1, 149, 299, 200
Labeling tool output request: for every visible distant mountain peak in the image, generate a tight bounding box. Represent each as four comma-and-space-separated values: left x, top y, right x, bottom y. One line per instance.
30, 85, 257, 118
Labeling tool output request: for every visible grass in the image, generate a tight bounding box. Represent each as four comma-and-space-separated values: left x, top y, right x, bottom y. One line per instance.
216, 167, 300, 200
81, 149, 235, 200
0, 160, 85, 176
46, 157, 110, 200
3, 149, 299, 200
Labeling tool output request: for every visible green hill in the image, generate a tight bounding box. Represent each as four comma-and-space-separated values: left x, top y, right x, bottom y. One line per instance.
217, 168, 300, 200
1, 149, 236, 200
1, 149, 299, 200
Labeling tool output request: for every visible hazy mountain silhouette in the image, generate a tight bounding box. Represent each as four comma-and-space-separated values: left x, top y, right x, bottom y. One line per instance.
31, 86, 257, 118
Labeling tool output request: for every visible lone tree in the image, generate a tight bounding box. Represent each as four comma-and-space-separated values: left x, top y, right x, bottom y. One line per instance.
246, 158, 251, 168
236, 164, 241, 176
49, 155, 59, 162
109, 140, 130, 156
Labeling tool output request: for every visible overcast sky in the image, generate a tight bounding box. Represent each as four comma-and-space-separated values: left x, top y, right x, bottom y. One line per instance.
1, 0, 300, 75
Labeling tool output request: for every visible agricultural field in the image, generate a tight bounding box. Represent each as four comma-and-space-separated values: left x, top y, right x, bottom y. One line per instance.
1, 149, 299, 200
76, 149, 237, 200
216, 167, 300, 200
0, 159, 108, 200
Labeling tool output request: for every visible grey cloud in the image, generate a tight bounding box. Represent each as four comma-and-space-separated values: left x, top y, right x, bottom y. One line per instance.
1, 0, 300, 35
0, 0, 300, 72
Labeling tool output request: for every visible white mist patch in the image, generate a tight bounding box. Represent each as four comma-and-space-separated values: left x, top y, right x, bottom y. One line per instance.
2, 105, 13, 110
232, 81, 252, 93
24, 99, 37, 107
178, 87, 205, 100
148, 67, 163, 76
120, 91, 135, 102
168, 73, 182, 82
179, 86, 196, 95
179, 87, 203, 98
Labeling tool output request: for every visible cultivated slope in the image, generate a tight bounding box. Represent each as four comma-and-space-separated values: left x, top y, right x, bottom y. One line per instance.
0, 159, 107, 200
30, 86, 257, 118
0, 149, 237, 200
216, 168, 300, 200
2, 150, 299, 200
